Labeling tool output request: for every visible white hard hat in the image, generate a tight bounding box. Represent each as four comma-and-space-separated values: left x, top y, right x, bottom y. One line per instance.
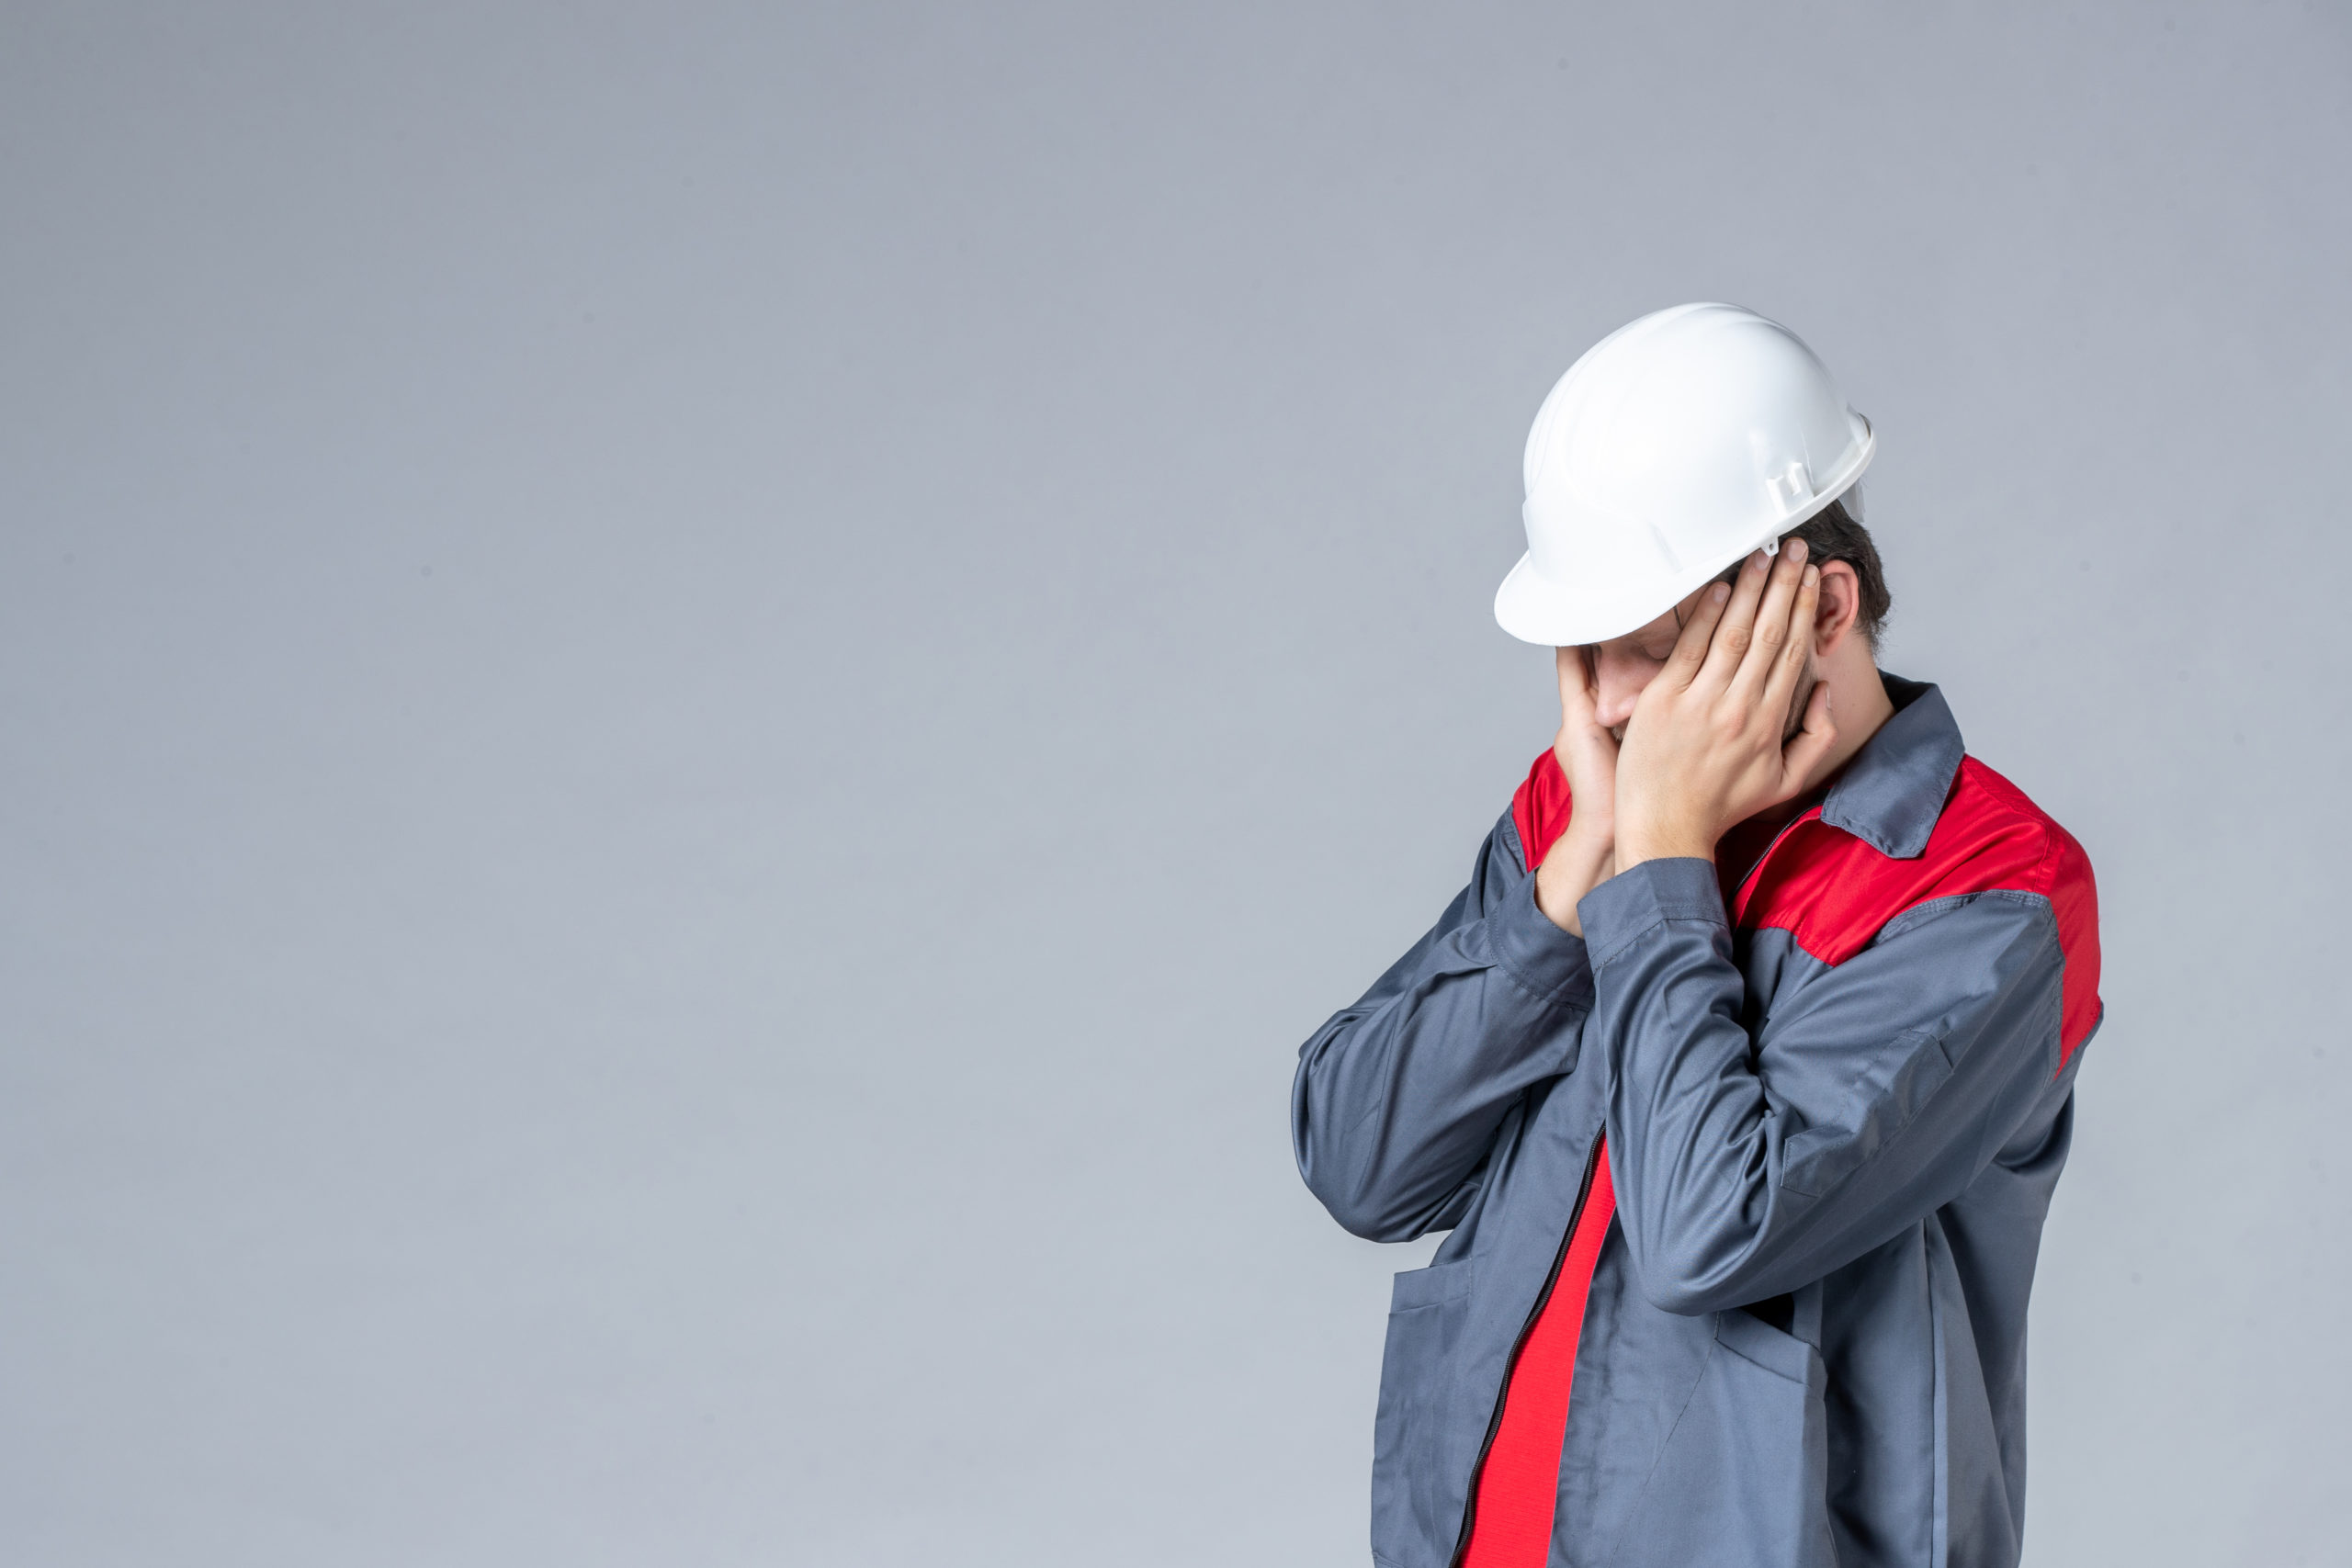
1494, 302, 1874, 646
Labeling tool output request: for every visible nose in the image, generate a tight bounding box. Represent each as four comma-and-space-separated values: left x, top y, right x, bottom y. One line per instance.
1589, 645, 1651, 730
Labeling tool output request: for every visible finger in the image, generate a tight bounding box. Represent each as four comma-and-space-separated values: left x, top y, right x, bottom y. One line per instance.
1778, 680, 1838, 795
1758, 560, 1822, 715
1697, 549, 1773, 689
1555, 645, 1601, 730
1730, 537, 1809, 702
1663, 578, 1733, 687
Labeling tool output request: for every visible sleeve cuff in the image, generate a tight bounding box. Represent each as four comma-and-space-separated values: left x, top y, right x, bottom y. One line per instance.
1577, 857, 1729, 973
1489, 872, 1596, 1008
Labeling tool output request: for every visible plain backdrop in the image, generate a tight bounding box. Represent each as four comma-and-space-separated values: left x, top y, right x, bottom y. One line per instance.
4, 4, 2348, 1563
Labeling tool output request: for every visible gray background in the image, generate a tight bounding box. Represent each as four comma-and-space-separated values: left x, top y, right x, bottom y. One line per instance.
4, 3, 2346, 1563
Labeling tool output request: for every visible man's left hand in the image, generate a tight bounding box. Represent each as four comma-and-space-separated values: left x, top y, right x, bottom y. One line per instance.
1614, 538, 1839, 870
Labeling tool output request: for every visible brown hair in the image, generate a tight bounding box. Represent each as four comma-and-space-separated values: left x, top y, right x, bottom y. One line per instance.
1718, 493, 1892, 646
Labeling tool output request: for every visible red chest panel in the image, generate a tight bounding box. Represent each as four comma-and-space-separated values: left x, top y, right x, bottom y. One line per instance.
1511, 749, 2101, 1063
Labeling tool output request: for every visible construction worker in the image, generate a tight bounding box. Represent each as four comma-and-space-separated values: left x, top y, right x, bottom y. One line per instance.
1292, 304, 2101, 1568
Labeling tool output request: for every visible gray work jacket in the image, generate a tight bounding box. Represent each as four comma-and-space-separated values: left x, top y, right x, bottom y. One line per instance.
1293, 677, 2102, 1568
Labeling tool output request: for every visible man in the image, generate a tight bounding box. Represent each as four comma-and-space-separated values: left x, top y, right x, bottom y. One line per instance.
1292, 303, 2100, 1568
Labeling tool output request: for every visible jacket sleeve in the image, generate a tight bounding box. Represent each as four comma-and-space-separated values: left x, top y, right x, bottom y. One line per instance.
1578, 857, 2078, 1314
1290, 809, 1596, 1243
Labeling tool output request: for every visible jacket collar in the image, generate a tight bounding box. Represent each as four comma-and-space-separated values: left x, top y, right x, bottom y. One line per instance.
1816, 673, 1965, 859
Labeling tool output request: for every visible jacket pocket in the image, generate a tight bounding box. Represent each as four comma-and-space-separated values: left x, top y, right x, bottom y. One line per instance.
1372, 1258, 1476, 1568
1605, 1310, 1835, 1568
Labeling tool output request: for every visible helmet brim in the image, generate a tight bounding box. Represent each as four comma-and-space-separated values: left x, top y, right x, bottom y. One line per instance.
1492, 459, 1871, 648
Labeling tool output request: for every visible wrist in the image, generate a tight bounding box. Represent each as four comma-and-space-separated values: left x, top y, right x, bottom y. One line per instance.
1615, 815, 1715, 870
1558, 813, 1613, 856
1533, 826, 1612, 935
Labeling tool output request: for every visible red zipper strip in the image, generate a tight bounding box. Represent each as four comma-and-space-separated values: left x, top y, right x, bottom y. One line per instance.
1454, 1138, 1618, 1568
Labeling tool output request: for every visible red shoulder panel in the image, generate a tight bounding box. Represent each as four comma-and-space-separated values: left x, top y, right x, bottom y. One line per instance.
1732, 758, 2102, 1064
1511, 747, 1574, 874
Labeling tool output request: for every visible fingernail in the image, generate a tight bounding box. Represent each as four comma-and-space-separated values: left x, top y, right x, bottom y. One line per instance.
1712, 582, 1731, 604
1788, 538, 1809, 563
1804, 565, 1819, 585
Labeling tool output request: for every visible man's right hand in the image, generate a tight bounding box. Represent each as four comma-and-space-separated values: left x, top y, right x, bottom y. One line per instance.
1534, 645, 1619, 936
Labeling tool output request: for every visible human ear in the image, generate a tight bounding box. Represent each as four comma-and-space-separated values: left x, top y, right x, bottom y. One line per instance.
1811, 560, 1862, 654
